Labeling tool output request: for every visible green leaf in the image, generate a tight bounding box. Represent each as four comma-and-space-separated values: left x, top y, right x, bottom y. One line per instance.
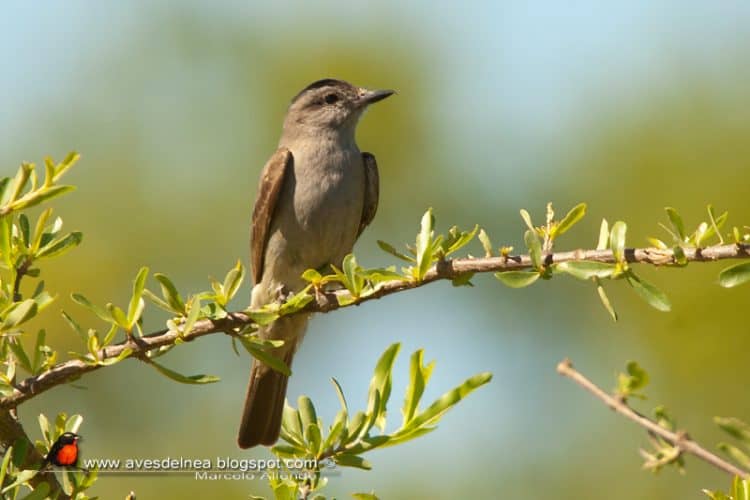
367, 343, 400, 431
626, 271, 671, 312
443, 224, 478, 256
334, 454, 372, 470
2, 299, 38, 329
240, 340, 291, 376
65, 414, 83, 434
222, 260, 245, 304
20, 480, 50, 500
494, 271, 539, 288
281, 403, 305, 446
35, 231, 82, 259
524, 229, 543, 270
8, 342, 31, 372
415, 208, 435, 281
610, 221, 627, 263
71, 293, 114, 324
11, 185, 75, 211
181, 295, 201, 336
18, 214, 30, 247
617, 361, 649, 398
246, 309, 280, 326
673, 246, 688, 266
0, 446, 12, 489
395, 372, 492, 438
305, 423, 322, 455
706, 205, 728, 245
352, 493, 379, 500
715, 417, 750, 444
478, 229, 493, 257
142, 289, 175, 314
147, 359, 219, 384
154, 273, 186, 314
342, 254, 364, 296
127, 267, 149, 326
376, 240, 415, 263
665, 207, 686, 241
298, 396, 318, 430
1, 469, 38, 494
107, 303, 128, 329
556, 261, 617, 280
0, 215, 12, 269
596, 281, 618, 322
519, 209, 534, 232
403, 349, 435, 426
554, 203, 587, 238
719, 262, 750, 288
717, 443, 750, 469
54, 152, 80, 181
301, 268, 323, 283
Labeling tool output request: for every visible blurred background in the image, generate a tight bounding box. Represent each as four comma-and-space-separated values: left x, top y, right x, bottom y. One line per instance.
2, 1, 749, 498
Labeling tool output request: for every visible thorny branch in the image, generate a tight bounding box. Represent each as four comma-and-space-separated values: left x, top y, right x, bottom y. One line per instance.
557, 358, 750, 479
1, 242, 748, 410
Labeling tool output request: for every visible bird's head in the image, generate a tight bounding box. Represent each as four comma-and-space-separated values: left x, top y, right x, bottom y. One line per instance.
59, 432, 80, 444
284, 79, 394, 136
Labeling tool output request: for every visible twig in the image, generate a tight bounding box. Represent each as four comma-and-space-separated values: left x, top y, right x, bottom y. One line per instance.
0, 242, 748, 410
556, 358, 749, 479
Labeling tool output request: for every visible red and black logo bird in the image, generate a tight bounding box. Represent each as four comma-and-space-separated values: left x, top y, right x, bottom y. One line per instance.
45, 432, 80, 467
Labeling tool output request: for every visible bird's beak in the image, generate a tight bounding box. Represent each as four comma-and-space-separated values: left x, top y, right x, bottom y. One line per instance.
357, 88, 395, 107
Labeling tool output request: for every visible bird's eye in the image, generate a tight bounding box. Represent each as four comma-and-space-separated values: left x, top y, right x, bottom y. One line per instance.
324, 93, 339, 104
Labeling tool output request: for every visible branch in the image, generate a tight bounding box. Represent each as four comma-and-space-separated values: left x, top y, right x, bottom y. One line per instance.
557, 359, 750, 479
1, 242, 748, 410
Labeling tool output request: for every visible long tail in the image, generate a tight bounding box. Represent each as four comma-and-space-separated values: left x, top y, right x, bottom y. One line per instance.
237, 315, 307, 449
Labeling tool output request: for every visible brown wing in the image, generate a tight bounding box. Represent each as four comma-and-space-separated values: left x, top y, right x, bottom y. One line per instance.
358, 152, 380, 238
251, 148, 293, 285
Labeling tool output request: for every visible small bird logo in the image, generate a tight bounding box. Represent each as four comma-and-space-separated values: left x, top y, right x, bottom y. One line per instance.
45, 432, 81, 467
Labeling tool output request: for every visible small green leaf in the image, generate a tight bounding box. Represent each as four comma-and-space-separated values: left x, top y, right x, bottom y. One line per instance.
478, 229, 493, 257
617, 361, 649, 398
367, 343, 400, 431
98, 348, 133, 366
706, 205, 727, 245
352, 492, 379, 500
553, 203, 587, 238
240, 340, 291, 376
181, 296, 201, 336
301, 268, 323, 283
556, 261, 617, 280
334, 454, 372, 470
610, 221, 627, 263
8, 342, 32, 372
626, 271, 671, 312
377, 240, 415, 263
246, 309, 280, 326
18, 214, 30, 247
11, 185, 75, 211
519, 209, 534, 232
719, 262, 750, 288
71, 293, 114, 324
524, 229, 542, 270
714, 417, 750, 444
154, 273, 186, 314
107, 303, 128, 329
403, 349, 435, 426
672, 246, 687, 266
415, 208, 435, 281
665, 207, 686, 241
127, 267, 149, 327
1, 299, 38, 329
298, 396, 318, 430
222, 260, 245, 303
399, 372, 492, 433
596, 281, 618, 322
304, 423, 322, 455
494, 271, 539, 288
35, 232, 82, 259
148, 359, 219, 384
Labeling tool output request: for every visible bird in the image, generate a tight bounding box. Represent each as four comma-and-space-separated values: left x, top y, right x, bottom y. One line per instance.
44, 432, 81, 467
238, 79, 394, 449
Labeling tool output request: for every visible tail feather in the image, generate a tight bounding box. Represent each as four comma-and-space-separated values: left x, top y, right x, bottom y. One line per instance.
237, 349, 294, 449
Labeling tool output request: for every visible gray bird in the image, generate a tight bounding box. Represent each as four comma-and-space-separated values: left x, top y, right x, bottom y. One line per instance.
238, 79, 394, 449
